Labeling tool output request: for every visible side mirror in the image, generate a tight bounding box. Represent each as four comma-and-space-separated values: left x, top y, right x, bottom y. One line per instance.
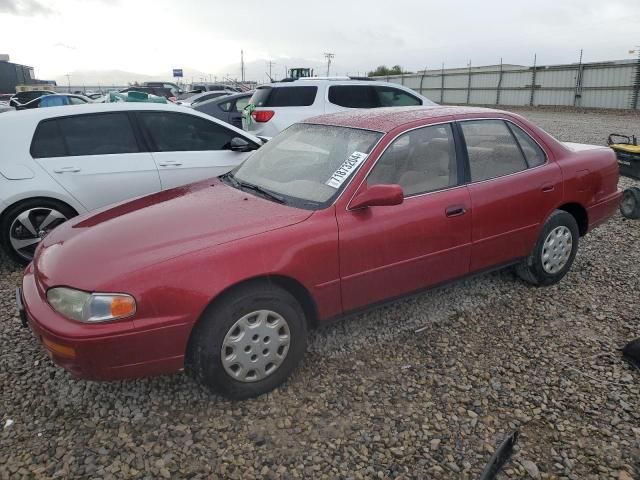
350, 184, 404, 210
229, 137, 258, 152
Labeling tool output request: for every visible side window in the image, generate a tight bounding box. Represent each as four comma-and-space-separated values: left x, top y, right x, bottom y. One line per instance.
368, 124, 458, 197
31, 120, 66, 158
140, 112, 235, 151
375, 86, 422, 107
508, 123, 546, 167
461, 120, 528, 182
234, 96, 250, 112
266, 86, 317, 107
218, 100, 233, 112
328, 85, 378, 108
68, 97, 86, 105
57, 113, 139, 156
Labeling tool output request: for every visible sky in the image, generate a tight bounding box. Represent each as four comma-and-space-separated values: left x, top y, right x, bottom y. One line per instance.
0, 0, 638, 83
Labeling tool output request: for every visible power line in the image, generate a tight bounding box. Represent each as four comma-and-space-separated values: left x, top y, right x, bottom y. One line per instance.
324, 52, 335, 77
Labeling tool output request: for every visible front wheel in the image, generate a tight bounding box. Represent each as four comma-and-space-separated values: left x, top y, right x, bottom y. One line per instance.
1, 199, 76, 265
185, 283, 307, 399
516, 210, 579, 286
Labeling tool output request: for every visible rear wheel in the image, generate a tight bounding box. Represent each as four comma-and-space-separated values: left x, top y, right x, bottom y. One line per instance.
620, 187, 640, 219
185, 283, 307, 399
1, 199, 76, 265
517, 210, 579, 286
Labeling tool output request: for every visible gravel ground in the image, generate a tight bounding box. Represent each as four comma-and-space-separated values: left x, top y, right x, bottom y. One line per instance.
1, 107, 639, 479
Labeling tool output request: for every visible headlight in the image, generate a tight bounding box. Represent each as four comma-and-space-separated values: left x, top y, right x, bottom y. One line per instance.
46, 287, 136, 322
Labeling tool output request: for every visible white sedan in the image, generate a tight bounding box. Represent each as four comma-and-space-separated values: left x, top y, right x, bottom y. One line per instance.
0, 102, 263, 263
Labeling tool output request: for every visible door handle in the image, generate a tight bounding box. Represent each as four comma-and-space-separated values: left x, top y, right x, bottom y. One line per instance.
541, 184, 555, 193
445, 205, 467, 217
158, 161, 183, 167
53, 166, 81, 173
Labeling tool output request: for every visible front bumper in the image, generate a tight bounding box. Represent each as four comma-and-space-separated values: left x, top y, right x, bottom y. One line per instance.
19, 268, 192, 381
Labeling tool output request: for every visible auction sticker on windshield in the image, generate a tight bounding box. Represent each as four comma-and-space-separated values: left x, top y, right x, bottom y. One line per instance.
325, 152, 369, 188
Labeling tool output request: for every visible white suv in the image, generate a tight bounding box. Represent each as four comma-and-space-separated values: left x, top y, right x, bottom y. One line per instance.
243, 77, 436, 137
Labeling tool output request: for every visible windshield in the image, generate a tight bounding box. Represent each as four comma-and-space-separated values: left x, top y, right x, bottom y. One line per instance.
230, 123, 382, 209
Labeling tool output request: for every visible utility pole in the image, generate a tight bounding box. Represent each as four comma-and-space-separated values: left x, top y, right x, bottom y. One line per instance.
496, 57, 504, 105
466, 60, 472, 104
65, 74, 71, 92
574, 49, 584, 107
631, 46, 640, 109
324, 52, 335, 77
241, 50, 245, 83
266, 60, 275, 81
529, 53, 537, 107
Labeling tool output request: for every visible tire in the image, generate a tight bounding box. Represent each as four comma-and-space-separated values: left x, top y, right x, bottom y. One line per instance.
185, 282, 308, 399
1, 198, 76, 265
620, 187, 640, 220
516, 210, 579, 286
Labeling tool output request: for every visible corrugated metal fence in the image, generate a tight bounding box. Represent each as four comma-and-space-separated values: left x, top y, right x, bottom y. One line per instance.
385, 60, 640, 110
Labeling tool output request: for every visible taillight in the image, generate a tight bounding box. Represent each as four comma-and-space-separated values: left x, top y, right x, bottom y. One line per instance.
252, 110, 275, 122
168, 97, 177, 102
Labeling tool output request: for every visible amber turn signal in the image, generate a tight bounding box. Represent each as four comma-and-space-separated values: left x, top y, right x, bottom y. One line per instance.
110, 296, 136, 318
42, 337, 76, 359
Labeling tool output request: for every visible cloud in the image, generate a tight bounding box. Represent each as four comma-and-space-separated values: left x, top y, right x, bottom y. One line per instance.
54, 42, 78, 50
0, 0, 54, 15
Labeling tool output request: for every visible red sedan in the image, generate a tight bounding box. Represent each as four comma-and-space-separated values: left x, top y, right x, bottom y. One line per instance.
19, 106, 622, 399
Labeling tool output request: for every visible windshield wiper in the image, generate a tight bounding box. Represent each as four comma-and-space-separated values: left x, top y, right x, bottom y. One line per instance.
219, 171, 239, 187
220, 172, 285, 204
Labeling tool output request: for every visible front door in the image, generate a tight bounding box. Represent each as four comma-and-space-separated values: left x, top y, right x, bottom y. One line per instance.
336, 123, 472, 311
137, 111, 253, 190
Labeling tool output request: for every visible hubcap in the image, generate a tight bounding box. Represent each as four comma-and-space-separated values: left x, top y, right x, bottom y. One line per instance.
221, 310, 291, 383
9, 208, 68, 261
541, 226, 573, 274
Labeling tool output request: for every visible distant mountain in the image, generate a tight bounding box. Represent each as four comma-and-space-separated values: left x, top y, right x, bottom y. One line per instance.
53, 57, 346, 88
215, 57, 330, 84
53, 68, 210, 87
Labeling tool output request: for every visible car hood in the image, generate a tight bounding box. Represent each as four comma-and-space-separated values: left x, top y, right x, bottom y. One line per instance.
35, 179, 313, 290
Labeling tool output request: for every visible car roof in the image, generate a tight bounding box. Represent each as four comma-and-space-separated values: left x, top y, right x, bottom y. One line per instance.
303, 106, 508, 133
0, 102, 196, 122
0, 98, 263, 145
263, 78, 410, 87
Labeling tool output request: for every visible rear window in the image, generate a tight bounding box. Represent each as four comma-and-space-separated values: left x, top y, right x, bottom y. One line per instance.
31, 120, 66, 158
31, 113, 140, 158
59, 113, 139, 156
250, 86, 317, 107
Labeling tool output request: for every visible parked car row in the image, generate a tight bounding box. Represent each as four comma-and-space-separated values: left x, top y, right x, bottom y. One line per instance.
193, 91, 252, 129
8, 101, 621, 399
0, 102, 262, 262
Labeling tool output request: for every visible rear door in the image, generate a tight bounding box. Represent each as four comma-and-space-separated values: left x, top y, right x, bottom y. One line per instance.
31, 112, 161, 210
137, 110, 255, 189
460, 118, 562, 271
